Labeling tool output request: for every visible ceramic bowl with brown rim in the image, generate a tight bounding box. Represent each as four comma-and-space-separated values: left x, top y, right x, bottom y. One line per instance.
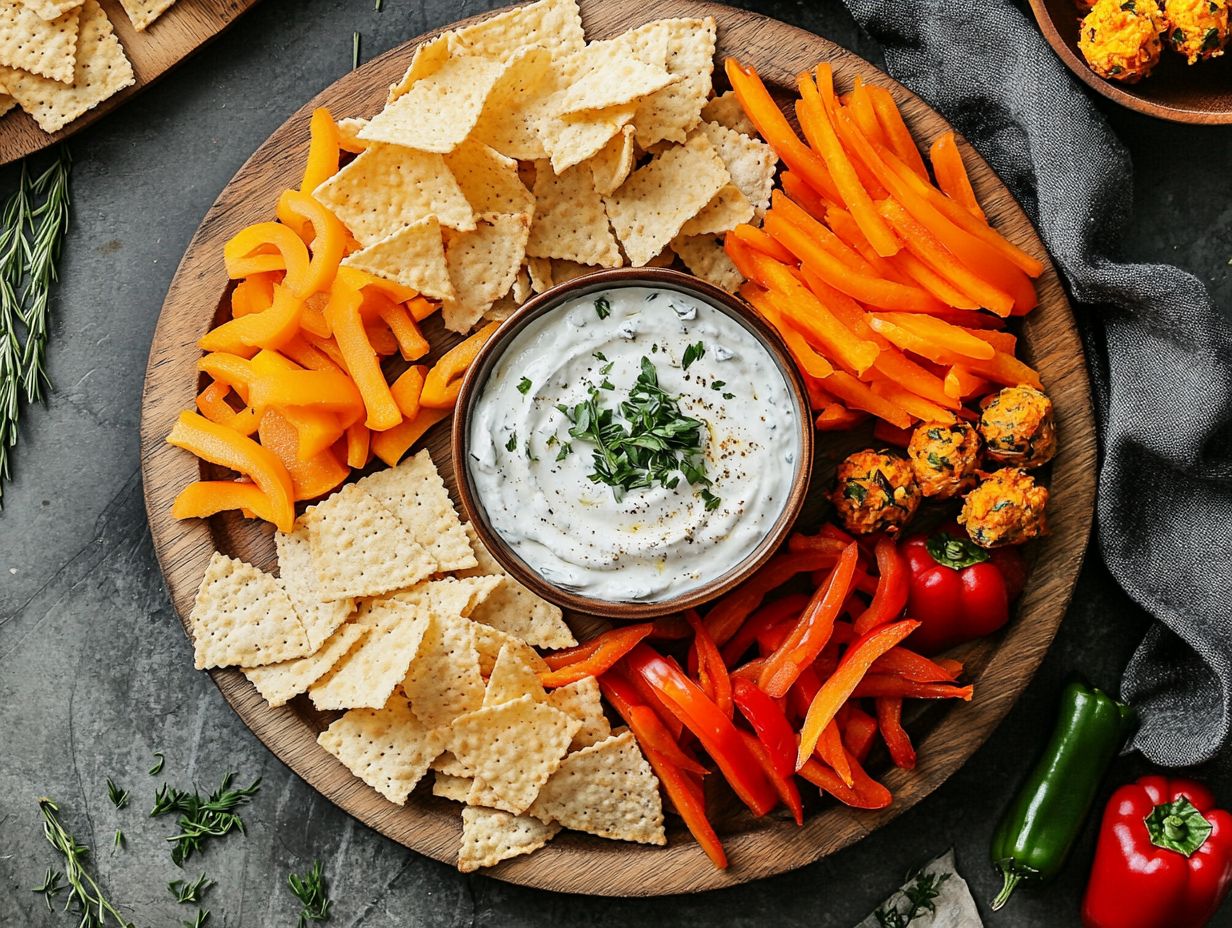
452, 267, 813, 620
1029, 0, 1232, 123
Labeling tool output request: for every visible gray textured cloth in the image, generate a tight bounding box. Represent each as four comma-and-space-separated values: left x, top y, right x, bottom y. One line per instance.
839, 0, 1232, 765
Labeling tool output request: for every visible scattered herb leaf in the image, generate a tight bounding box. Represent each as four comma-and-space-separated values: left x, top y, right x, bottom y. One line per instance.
593, 296, 611, 320
516, 377, 532, 395
106, 778, 129, 810
148, 752, 165, 776
874, 871, 951, 928
32, 867, 64, 912
681, 340, 705, 371
169, 874, 215, 905
289, 859, 333, 927
505, 432, 517, 452
36, 797, 134, 927
151, 772, 261, 867
183, 910, 209, 928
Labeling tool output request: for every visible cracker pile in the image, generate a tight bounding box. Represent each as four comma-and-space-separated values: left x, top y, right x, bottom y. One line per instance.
0, 0, 174, 134
188, 448, 666, 871
322, 0, 777, 331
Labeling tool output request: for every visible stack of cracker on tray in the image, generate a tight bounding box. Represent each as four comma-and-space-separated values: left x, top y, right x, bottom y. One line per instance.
188, 449, 667, 872
0, 0, 177, 134
322, 0, 777, 332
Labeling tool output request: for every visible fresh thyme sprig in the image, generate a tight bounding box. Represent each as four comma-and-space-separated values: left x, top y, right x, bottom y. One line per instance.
169, 873, 215, 904
874, 870, 951, 928
289, 859, 333, 926
36, 797, 134, 927
151, 772, 262, 866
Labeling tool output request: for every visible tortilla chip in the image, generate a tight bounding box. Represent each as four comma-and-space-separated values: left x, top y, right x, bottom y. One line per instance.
701, 90, 757, 138
604, 133, 728, 267
530, 731, 666, 844
0, 0, 133, 134
467, 46, 554, 161
511, 265, 531, 303
402, 611, 485, 728
538, 99, 637, 175
20, 0, 82, 20
442, 212, 530, 333
306, 483, 436, 601
308, 599, 430, 710
547, 676, 611, 749
450, 0, 583, 61
387, 32, 452, 104
448, 695, 580, 814
672, 234, 743, 292
679, 182, 753, 237
444, 140, 534, 217
527, 161, 620, 267
355, 449, 477, 572
556, 55, 677, 116
483, 642, 546, 707
336, 116, 369, 152
696, 120, 777, 217
275, 521, 354, 649
340, 217, 454, 301
313, 143, 475, 246
117, 0, 176, 31
432, 751, 471, 778
189, 551, 311, 670
587, 124, 636, 196
457, 807, 560, 872
628, 18, 716, 147
0, 0, 79, 84
525, 255, 554, 294
432, 771, 473, 802
318, 695, 445, 804
244, 622, 368, 708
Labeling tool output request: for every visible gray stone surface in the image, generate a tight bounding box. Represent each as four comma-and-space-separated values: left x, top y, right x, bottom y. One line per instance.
1, 1, 1230, 925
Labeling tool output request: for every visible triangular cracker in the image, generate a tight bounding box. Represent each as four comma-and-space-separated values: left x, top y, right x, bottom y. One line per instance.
243, 622, 367, 708
275, 520, 353, 649
457, 806, 560, 873
308, 599, 429, 710
402, 611, 485, 728
546, 676, 611, 749
340, 217, 454, 301
318, 695, 445, 804
483, 642, 546, 707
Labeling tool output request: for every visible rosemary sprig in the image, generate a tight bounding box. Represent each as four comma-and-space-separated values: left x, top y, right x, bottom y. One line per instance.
36, 797, 134, 927
113, 829, 125, 852
149, 752, 165, 776
32, 866, 65, 911
352, 32, 361, 69
874, 870, 951, 928
151, 772, 262, 866
184, 910, 209, 928
169, 873, 215, 904
289, 859, 333, 926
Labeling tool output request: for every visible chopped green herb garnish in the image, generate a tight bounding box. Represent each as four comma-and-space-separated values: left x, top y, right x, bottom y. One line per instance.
600, 379, 615, 391
106, 778, 129, 810
722, 392, 735, 400
711, 381, 726, 391
594, 295, 611, 320
516, 376, 532, 395
1203, 27, 1221, 51
681, 341, 705, 371
169, 874, 215, 905
599, 360, 615, 375
149, 752, 165, 776
555, 441, 572, 462
151, 772, 261, 867
593, 350, 608, 362
289, 860, 333, 927
184, 910, 209, 928
700, 488, 722, 511
505, 432, 517, 452
843, 480, 867, 504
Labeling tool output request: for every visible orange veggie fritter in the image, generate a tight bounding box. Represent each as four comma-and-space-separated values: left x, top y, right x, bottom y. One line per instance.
1078, 0, 1166, 82
907, 420, 982, 500
959, 467, 1049, 548
978, 385, 1057, 470
831, 450, 921, 536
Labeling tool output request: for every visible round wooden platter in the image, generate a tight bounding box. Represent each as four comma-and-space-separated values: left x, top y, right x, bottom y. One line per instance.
0, 0, 260, 166
139, 0, 1097, 895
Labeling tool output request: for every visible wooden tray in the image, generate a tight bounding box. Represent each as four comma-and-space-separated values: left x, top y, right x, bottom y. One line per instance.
0, 0, 259, 166
139, 0, 1097, 895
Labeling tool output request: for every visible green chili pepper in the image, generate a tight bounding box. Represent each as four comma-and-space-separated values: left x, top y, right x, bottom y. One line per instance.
989, 680, 1137, 911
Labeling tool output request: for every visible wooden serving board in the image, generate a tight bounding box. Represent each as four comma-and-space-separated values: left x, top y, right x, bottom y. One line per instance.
139, 0, 1098, 895
0, 0, 259, 165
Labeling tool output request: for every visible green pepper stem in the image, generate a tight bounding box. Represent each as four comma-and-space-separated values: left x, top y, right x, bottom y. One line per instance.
990, 870, 1021, 911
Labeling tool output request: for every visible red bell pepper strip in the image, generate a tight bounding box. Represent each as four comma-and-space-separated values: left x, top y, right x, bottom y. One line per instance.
730, 658, 766, 683
797, 619, 920, 767
624, 644, 778, 817
599, 670, 707, 776
816, 720, 854, 788
853, 535, 909, 635
686, 610, 732, 720
721, 594, 810, 666
876, 697, 917, 769
787, 663, 822, 723
786, 532, 852, 557
740, 730, 804, 826
798, 753, 892, 810
852, 676, 974, 700
731, 677, 796, 779
842, 703, 880, 763
628, 666, 685, 739
703, 549, 842, 646
648, 752, 728, 869
759, 542, 859, 698
1082, 776, 1232, 928
648, 615, 692, 640
538, 625, 653, 687
870, 647, 959, 683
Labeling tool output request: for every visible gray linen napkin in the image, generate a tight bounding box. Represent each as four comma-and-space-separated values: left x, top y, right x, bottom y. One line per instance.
837, 0, 1232, 765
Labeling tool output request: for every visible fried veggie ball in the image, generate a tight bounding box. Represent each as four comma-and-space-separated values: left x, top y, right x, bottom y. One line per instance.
979, 385, 1057, 469
1078, 0, 1166, 82
831, 450, 921, 536
959, 467, 1049, 548
1164, 0, 1229, 63
907, 420, 982, 500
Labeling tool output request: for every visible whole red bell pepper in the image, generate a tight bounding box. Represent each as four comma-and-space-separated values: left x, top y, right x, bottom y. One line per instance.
1082, 776, 1232, 928
901, 527, 1027, 654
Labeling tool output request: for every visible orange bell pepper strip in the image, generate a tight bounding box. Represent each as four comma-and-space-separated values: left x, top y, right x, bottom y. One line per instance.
303, 332, 347, 370
851, 675, 974, 700
853, 535, 909, 635
344, 421, 370, 468
740, 730, 804, 826
375, 298, 430, 361
198, 352, 257, 402
870, 647, 960, 683
929, 130, 985, 221
730, 222, 796, 264
600, 670, 709, 776
167, 410, 295, 532
390, 365, 427, 421
324, 268, 402, 430
816, 719, 854, 788
224, 222, 312, 298
704, 548, 845, 647
280, 333, 343, 373
421, 321, 500, 409
798, 750, 893, 809
538, 625, 655, 688
248, 368, 364, 419
171, 479, 281, 524
759, 542, 859, 698
370, 406, 450, 467
299, 292, 331, 338
842, 703, 881, 763
257, 409, 349, 501
866, 83, 929, 181
685, 610, 732, 720
225, 253, 287, 278
363, 321, 400, 357
200, 283, 305, 354
348, 269, 420, 306
876, 697, 917, 769
743, 288, 835, 380
248, 350, 347, 459
870, 377, 957, 424
301, 107, 340, 194
796, 618, 921, 767
406, 295, 438, 323
724, 58, 843, 204
796, 67, 899, 258
230, 272, 279, 318
276, 189, 346, 296
822, 371, 912, 429
195, 380, 259, 436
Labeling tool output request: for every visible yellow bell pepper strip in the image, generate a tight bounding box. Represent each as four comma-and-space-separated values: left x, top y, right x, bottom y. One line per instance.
390, 365, 427, 420
324, 268, 403, 431
345, 421, 370, 469
276, 189, 346, 295
280, 333, 343, 373
257, 410, 349, 501
364, 321, 400, 357
248, 367, 365, 421
368, 294, 429, 361
350, 268, 419, 306
299, 291, 331, 338
421, 321, 500, 409
199, 283, 305, 354
166, 410, 295, 532
195, 380, 259, 436
406, 295, 438, 323
300, 107, 340, 194
225, 252, 287, 278
224, 222, 312, 298
172, 480, 280, 524
248, 350, 347, 459
230, 272, 279, 318
370, 406, 450, 467
198, 352, 257, 402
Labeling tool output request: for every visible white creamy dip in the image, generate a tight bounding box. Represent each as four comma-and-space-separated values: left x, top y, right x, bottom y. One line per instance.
467, 285, 801, 603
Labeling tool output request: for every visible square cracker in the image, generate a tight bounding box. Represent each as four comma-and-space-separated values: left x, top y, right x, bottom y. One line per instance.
696, 120, 777, 217
587, 125, 635, 196
628, 18, 717, 147
538, 99, 637, 176
672, 234, 743, 293
0, 0, 79, 84
701, 90, 757, 138
483, 641, 546, 707
308, 599, 430, 710
547, 676, 611, 750
117, 0, 176, 31
275, 521, 353, 650
356, 449, 477, 572
189, 551, 311, 670
306, 483, 436, 601
467, 46, 554, 161
527, 161, 620, 268
402, 611, 486, 728
457, 806, 560, 873
442, 212, 530, 334
443, 140, 534, 218
555, 55, 678, 117
604, 132, 729, 267
244, 622, 367, 708
449, 0, 583, 60
318, 695, 445, 804
448, 695, 579, 814
313, 143, 475, 247
0, 0, 133, 135
341, 217, 454, 301
529, 731, 666, 844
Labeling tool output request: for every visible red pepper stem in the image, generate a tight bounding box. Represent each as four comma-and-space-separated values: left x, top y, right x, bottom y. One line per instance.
990, 868, 1021, 912
1144, 795, 1213, 857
